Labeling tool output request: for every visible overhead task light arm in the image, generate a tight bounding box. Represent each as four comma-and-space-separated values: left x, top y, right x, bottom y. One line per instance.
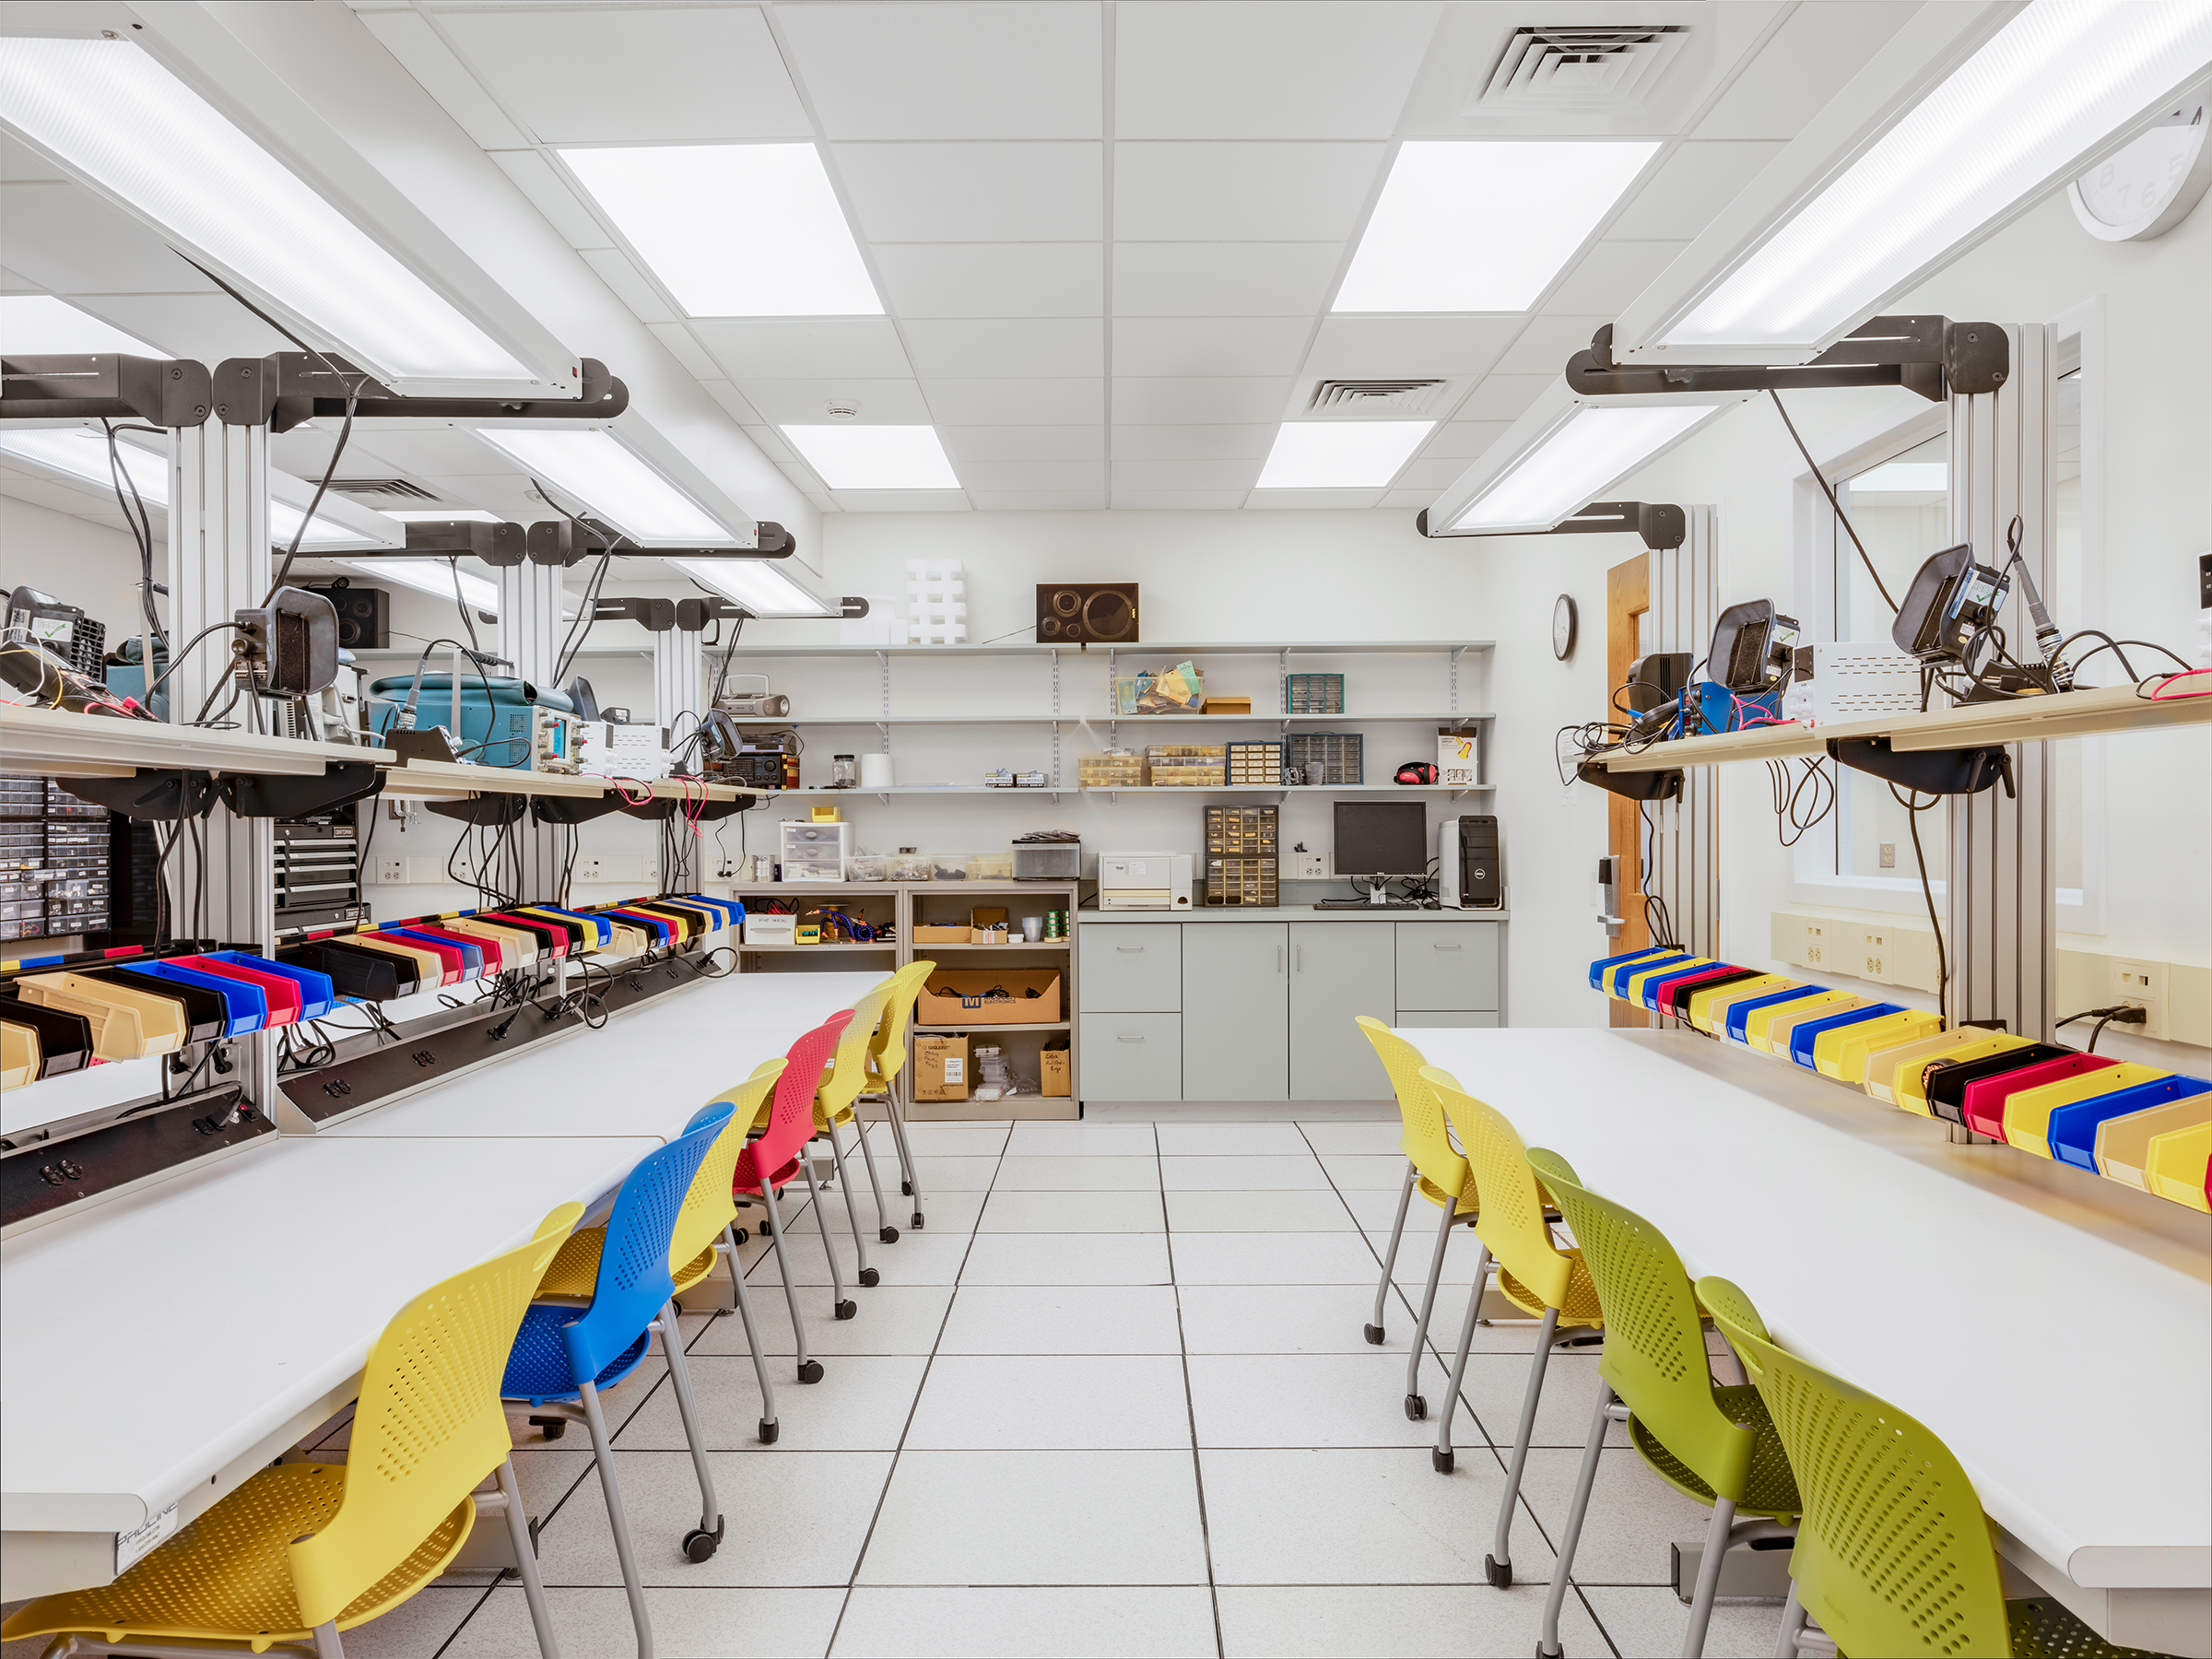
1566, 316, 2008, 405
524, 517, 797, 565
1416, 500, 1686, 549
200, 353, 629, 434
0, 354, 213, 426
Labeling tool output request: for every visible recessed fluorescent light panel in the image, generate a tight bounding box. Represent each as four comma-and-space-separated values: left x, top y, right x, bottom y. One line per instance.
780, 425, 959, 490
346, 558, 501, 617
475, 429, 728, 546
0, 294, 159, 356
1334, 141, 1659, 312
561, 144, 882, 317
1255, 422, 1433, 489
1659, 0, 2212, 352
1448, 404, 1720, 534
667, 559, 836, 619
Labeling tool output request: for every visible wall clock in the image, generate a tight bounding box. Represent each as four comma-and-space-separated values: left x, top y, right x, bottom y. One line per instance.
2070, 97, 2211, 242
1552, 594, 1577, 661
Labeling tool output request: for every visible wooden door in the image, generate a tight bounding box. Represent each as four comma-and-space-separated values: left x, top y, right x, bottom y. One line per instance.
1606, 554, 1651, 1026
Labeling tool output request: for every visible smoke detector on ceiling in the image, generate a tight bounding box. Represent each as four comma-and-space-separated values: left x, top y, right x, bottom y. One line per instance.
824, 399, 861, 419
328, 477, 436, 500
1305, 380, 1450, 418
1477, 25, 1687, 108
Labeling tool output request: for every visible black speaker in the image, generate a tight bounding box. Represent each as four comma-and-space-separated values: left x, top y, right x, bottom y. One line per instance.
1460, 814, 1501, 908
1036, 582, 1137, 643
308, 581, 388, 650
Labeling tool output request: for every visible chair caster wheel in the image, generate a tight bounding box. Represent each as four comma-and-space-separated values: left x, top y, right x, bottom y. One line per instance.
759, 1419, 780, 1444
797, 1359, 824, 1383
1405, 1394, 1426, 1421
880, 1226, 900, 1243
759, 1219, 773, 1236
835, 1299, 857, 1319
901, 1181, 912, 1195
670, 1299, 684, 1316
911, 1213, 924, 1229
733, 1228, 749, 1245
859, 1268, 880, 1288
528, 1416, 567, 1441
680, 1520, 723, 1563
1485, 1554, 1512, 1588
1432, 1448, 1453, 1474
1363, 1323, 1385, 1345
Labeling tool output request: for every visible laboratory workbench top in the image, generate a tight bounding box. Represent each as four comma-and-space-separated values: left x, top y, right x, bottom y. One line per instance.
1082, 906, 1506, 923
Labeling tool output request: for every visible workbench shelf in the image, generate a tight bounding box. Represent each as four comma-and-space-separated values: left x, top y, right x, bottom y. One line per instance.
0, 704, 393, 779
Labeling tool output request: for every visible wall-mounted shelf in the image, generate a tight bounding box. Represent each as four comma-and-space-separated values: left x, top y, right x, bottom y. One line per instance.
735, 941, 896, 952
0, 705, 394, 780
913, 1021, 1071, 1033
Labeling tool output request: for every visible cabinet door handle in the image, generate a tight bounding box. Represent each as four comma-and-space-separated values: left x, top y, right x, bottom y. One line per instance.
1276, 946, 1284, 974
1296, 944, 1304, 971
1116, 945, 1145, 953
1117, 1032, 1145, 1042
1433, 943, 1463, 951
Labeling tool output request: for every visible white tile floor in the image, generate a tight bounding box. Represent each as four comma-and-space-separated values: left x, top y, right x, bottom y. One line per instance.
2, 1117, 1791, 1659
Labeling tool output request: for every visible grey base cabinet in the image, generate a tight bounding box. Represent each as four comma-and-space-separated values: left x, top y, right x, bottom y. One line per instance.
1181, 924, 1289, 1100
1079, 1012, 1182, 1100
1289, 922, 1395, 1100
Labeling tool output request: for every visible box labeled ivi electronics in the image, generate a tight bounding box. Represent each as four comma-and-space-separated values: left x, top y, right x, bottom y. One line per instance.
1437, 729, 1478, 787
914, 1034, 969, 1100
1041, 1045, 1072, 1098
917, 968, 1064, 1026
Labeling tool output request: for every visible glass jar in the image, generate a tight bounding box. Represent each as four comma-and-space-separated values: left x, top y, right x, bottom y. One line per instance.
830, 754, 858, 789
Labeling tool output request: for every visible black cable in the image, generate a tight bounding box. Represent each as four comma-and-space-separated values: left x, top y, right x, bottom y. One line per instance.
1890, 782, 1948, 1027
100, 420, 164, 647
140, 622, 246, 703
1769, 390, 1899, 613
449, 558, 482, 653
265, 384, 362, 604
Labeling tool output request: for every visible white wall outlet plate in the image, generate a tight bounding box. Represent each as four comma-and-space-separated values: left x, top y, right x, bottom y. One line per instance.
374, 858, 405, 885
2112, 959, 2170, 1041
1295, 853, 1327, 880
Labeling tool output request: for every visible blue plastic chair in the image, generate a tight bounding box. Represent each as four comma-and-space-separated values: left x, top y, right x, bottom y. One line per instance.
501, 1104, 731, 1658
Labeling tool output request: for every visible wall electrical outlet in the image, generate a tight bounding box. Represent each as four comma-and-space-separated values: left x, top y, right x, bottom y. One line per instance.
1294, 853, 1327, 880
1878, 842, 1896, 868
2112, 959, 2169, 1041
374, 858, 406, 885
574, 857, 603, 884
1859, 926, 1892, 984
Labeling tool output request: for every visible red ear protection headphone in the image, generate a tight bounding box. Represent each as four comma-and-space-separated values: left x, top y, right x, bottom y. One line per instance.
1394, 761, 1439, 784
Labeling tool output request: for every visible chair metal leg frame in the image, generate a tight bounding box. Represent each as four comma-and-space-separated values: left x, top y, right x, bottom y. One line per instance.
1679, 1496, 1739, 1659
759, 1181, 824, 1384
577, 1379, 655, 1659
1540, 1385, 1630, 1659
653, 1299, 724, 1564
1774, 1583, 1808, 1658
1427, 1241, 1500, 1477
799, 1156, 857, 1320
1480, 1303, 1560, 1585
312, 1625, 341, 1659
1365, 1161, 1418, 1345
720, 1222, 781, 1441
850, 1111, 897, 1243
494, 1453, 563, 1659
821, 1122, 877, 1288
879, 1083, 925, 1228
1402, 1194, 1462, 1421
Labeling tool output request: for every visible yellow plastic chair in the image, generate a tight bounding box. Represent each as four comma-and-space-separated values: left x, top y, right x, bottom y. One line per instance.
815, 975, 903, 1281
858, 959, 935, 1231
1699, 1276, 2153, 1659
1353, 1017, 1483, 1422
536, 1063, 790, 1439
1422, 1069, 1603, 1591
2, 1204, 581, 1659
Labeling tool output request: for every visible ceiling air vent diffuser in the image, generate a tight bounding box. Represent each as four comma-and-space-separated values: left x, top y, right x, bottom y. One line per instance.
328, 477, 436, 500
1306, 380, 1448, 417
1479, 26, 1687, 108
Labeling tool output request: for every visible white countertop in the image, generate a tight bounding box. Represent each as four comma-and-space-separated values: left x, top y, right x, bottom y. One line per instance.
1084, 907, 1506, 923
1406, 1027, 2210, 1594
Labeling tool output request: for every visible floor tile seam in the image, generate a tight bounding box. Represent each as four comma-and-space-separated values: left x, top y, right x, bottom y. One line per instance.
822, 1141, 1008, 1657
423, 1573, 505, 1657
1161, 1120, 1230, 1659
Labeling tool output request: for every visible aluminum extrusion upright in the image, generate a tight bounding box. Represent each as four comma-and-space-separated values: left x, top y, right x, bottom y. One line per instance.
1644, 505, 1723, 978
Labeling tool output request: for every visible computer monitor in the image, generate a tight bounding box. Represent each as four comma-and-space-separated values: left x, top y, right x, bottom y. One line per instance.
1333, 800, 1429, 879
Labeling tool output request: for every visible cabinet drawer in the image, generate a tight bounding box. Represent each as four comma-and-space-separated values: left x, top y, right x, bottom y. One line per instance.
1079, 1012, 1182, 1100
1394, 923, 1500, 1011
1078, 924, 1182, 1011
1394, 1011, 1500, 1030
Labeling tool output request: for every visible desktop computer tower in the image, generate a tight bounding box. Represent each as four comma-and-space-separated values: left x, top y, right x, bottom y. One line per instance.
1439, 815, 1501, 909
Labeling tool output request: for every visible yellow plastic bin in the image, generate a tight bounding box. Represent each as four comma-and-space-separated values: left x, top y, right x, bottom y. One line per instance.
1745, 991, 1858, 1056
1762, 995, 1874, 1062
1820, 1009, 1946, 1084
1688, 974, 1794, 1035
1894, 1032, 2036, 1118
2001, 1061, 2168, 1156
2145, 1119, 2211, 1212
1620, 956, 1718, 1009
1863, 1030, 1983, 1107
2095, 1094, 2212, 1189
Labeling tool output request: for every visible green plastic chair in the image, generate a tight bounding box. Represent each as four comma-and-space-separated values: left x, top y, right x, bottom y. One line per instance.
1697, 1276, 2155, 1659
1529, 1149, 1801, 1659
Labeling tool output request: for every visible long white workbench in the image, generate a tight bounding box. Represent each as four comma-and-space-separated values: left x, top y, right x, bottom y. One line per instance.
1409, 1026, 2211, 1659
0, 969, 881, 1600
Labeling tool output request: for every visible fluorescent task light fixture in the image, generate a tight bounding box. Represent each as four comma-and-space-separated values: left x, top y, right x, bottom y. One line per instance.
780, 425, 959, 490
1633, 0, 2212, 359
0, 37, 540, 391
561, 144, 882, 317
1334, 141, 1659, 312
346, 558, 501, 617
1255, 422, 1434, 488
475, 428, 728, 547
667, 559, 837, 619
0, 294, 159, 356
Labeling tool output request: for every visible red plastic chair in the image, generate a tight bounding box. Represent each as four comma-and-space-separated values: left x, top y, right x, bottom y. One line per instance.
734, 1010, 854, 1383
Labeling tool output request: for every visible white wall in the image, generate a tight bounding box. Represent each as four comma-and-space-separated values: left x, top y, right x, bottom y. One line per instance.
2, 494, 159, 649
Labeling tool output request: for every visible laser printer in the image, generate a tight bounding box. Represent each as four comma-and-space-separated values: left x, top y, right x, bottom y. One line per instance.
1097, 852, 1193, 911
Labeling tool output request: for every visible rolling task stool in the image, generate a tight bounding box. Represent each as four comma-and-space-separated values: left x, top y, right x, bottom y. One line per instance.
1, 1205, 583, 1659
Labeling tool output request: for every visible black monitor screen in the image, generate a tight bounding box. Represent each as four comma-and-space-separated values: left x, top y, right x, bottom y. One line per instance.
1334, 800, 1428, 877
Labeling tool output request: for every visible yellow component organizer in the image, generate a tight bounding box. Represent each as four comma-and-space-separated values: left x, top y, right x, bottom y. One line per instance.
1687, 975, 1793, 1034
1894, 1032, 2037, 1117
2000, 1061, 2168, 1156
1762, 995, 1872, 1062
2096, 1094, 2212, 1188
1743, 991, 1855, 1055
1863, 1030, 1989, 1106
1818, 1009, 1946, 1083
2145, 1120, 2211, 1211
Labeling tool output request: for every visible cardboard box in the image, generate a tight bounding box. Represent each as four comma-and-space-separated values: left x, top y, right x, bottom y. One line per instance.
916, 968, 1064, 1026
969, 926, 1008, 945
1206, 695, 1253, 714
969, 906, 1007, 927
1438, 729, 1478, 788
912, 924, 970, 944
1041, 1045, 1071, 1097
914, 1034, 969, 1100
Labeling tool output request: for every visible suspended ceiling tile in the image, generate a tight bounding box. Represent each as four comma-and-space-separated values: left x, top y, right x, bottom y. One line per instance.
834, 144, 1103, 241
921, 377, 1105, 425
0, 184, 216, 294
1115, 1, 1443, 139
873, 243, 1103, 319
966, 489, 1109, 511
1109, 488, 1249, 509
690, 318, 916, 382
1453, 376, 1554, 421
1112, 143, 1385, 241
735, 424, 810, 471
829, 489, 972, 512
1692, 1, 1920, 140
1112, 376, 1295, 425
577, 248, 677, 324
1419, 420, 1513, 460
433, 7, 812, 143
1491, 315, 1609, 377
1245, 487, 1386, 510
357, 10, 530, 149
1301, 315, 1520, 379
778, 2, 1103, 140
951, 460, 1108, 492
1544, 242, 1690, 315
1111, 457, 1265, 491
699, 381, 766, 425
1111, 424, 1277, 461
645, 323, 724, 381
939, 426, 1108, 463
901, 318, 1104, 380
1604, 141, 1785, 241
335, 429, 514, 478
1112, 316, 1312, 378
487, 150, 611, 251
61, 293, 290, 362
732, 378, 935, 426
1388, 458, 1472, 491
1111, 241, 1344, 317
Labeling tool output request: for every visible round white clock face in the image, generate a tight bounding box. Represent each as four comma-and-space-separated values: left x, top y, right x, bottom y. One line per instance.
2070, 99, 2211, 242
1552, 594, 1577, 660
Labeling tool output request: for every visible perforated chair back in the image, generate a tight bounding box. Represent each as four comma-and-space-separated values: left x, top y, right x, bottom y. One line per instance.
1355, 1017, 1470, 1200
560, 1107, 729, 1380
672, 1064, 785, 1269
820, 976, 899, 1123
1529, 1148, 1761, 1504
288, 1203, 581, 1629
736, 1010, 854, 1191
1697, 1276, 2016, 1659
1424, 1068, 1571, 1310
865, 959, 934, 1091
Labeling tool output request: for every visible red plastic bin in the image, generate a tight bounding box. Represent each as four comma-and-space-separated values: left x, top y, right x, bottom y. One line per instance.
1959, 1053, 2120, 1140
